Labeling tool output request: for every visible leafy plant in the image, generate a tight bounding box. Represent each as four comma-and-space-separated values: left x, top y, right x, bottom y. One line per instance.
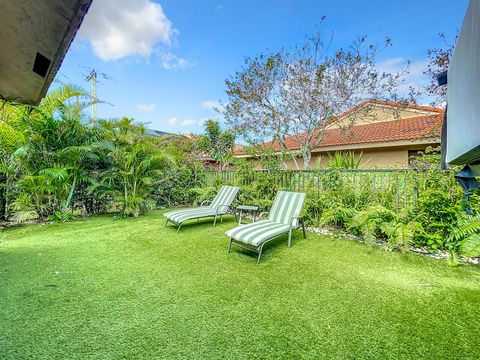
350, 205, 395, 245
48, 210, 76, 223
196, 119, 234, 170
93, 118, 176, 217
381, 219, 423, 253
448, 215, 480, 258
327, 151, 371, 169
415, 189, 459, 250
319, 206, 356, 229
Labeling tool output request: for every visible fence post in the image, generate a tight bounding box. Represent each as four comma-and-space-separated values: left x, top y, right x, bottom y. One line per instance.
395, 172, 400, 210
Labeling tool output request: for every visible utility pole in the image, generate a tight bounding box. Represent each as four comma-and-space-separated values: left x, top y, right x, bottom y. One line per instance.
86, 69, 97, 120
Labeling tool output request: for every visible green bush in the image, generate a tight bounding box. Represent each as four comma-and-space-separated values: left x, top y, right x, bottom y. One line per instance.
414, 189, 459, 250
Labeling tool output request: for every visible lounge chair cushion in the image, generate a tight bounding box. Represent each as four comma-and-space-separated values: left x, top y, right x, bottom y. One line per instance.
225, 220, 290, 246
164, 207, 216, 224
210, 185, 240, 211
163, 185, 239, 225
269, 191, 306, 225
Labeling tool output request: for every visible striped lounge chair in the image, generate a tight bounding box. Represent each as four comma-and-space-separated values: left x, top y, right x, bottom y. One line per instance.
164, 185, 240, 232
225, 191, 306, 264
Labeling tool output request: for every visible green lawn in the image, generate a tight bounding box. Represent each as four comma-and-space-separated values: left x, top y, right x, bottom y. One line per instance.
1, 210, 479, 359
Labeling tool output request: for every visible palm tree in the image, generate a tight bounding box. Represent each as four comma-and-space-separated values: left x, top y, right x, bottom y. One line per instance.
93, 118, 176, 217
4, 84, 98, 220
0, 102, 25, 219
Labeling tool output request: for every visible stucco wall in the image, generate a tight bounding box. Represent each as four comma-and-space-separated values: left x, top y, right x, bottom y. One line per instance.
281, 146, 429, 169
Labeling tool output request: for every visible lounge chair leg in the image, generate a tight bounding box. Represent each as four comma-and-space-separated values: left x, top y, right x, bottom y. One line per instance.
302, 221, 306, 239
176, 223, 182, 233
257, 244, 264, 264
213, 215, 217, 227
164, 219, 168, 227
227, 239, 233, 253
220, 215, 223, 223
288, 229, 293, 248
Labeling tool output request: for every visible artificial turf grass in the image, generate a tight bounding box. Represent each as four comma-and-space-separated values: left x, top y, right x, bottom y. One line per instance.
1, 211, 479, 359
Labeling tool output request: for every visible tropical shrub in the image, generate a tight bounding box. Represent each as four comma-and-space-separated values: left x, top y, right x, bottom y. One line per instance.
319, 206, 356, 230
349, 205, 395, 245
91, 118, 176, 217
2, 84, 100, 220
414, 189, 459, 250
448, 215, 480, 258
381, 209, 423, 253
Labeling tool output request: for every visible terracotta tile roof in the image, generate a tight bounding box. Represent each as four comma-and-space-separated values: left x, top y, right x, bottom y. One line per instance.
336, 99, 444, 119
235, 113, 444, 155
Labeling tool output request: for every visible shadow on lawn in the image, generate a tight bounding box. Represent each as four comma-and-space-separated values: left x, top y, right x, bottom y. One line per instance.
161, 213, 306, 263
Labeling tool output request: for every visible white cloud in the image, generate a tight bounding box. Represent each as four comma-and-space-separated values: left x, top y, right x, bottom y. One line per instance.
165, 117, 211, 127
79, 0, 175, 61
376, 57, 430, 94
138, 103, 156, 112
166, 117, 199, 126
201, 100, 220, 110
158, 52, 192, 70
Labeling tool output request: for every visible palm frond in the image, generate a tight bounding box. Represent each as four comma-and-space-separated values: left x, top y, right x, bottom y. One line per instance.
461, 234, 480, 257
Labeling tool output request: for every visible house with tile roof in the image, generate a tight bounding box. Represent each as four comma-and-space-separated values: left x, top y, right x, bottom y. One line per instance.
234, 100, 444, 169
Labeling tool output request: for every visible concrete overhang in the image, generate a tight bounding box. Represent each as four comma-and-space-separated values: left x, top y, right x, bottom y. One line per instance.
0, 0, 92, 105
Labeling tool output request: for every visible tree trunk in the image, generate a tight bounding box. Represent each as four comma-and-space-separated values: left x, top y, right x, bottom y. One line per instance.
278, 137, 300, 170
302, 150, 312, 169
0, 175, 5, 220
64, 175, 76, 211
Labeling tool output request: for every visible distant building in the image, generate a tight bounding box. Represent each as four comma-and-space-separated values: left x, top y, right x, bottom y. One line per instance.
234, 100, 444, 169
145, 129, 179, 138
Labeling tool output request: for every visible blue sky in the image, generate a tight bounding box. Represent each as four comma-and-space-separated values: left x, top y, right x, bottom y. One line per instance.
57, 0, 468, 134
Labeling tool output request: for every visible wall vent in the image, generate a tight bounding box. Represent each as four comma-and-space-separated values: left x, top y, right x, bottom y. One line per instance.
32, 52, 51, 78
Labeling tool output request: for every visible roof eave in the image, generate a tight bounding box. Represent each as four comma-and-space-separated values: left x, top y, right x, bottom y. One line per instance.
35, 0, 92, 104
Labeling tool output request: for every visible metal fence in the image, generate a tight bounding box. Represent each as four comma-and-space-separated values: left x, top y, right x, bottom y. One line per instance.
197, 169, 457, 210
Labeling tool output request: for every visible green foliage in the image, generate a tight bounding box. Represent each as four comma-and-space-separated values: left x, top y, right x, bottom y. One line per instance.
196, 119, 234, 170
381, 219, 423, 253
415, 189, 459, 250
303, 190, 328, 226
0, 85, 179, 221
0, 84, 101, 220
408, 146, 441, 169
448, 215, 480, 258
327, 151, 369, 169
244, 145, 295, 171
189, 186, 218, 207
48, 210, 76, 223
92, 118, 177, 217
320, 206, 356, 229
350, 205, 395, 245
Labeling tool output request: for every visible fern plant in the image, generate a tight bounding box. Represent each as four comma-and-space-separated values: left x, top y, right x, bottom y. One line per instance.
448, 215, 480, 258
349, 205, 395, 245
381, 220, 423, 253
320, 206, 356, 229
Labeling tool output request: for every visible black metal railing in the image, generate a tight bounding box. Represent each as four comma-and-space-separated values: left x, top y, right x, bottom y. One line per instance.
196, 168, 456, 210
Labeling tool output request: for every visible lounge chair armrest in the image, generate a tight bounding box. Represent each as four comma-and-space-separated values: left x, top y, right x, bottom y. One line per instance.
290, 216, 303, 229
200, 200, 212, 207
215, 204, 230, 214
258, 212, 269, 220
